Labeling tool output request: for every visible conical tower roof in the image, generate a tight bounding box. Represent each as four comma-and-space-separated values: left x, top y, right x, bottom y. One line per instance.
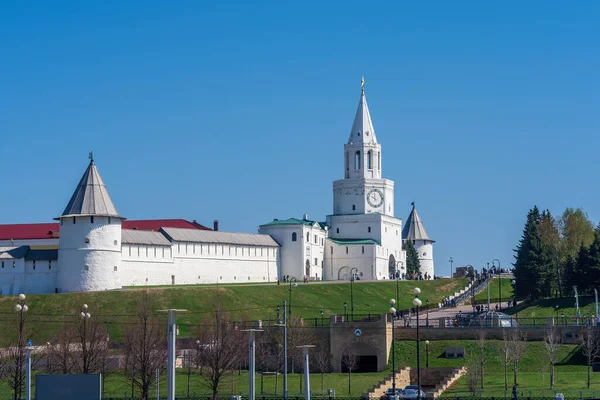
348, 77, 378, 145
57, 157, 123, 219
402, 203, 433, 242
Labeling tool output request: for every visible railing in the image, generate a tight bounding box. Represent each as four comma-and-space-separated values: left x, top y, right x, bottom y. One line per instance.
442, 389, 600, 399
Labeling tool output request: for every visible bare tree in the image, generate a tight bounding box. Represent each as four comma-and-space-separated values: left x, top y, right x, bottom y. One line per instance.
476, 328, 486, 389
46, 323, 77, 374
499, 330, 513, 391
341, 344, 359, 395
312, 331, 332, 396
76, 304, 109, 374
264, 329, 284, 395
123, 291, 167, 400
198, 299, 244, 399
507, 326, 527, 385
543, 326, 561, 388
581, 327, 600, 388
465, 352, 481, 396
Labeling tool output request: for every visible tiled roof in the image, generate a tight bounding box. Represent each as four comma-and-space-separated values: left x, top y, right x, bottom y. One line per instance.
60, 160, 121, 218
402, 203, 433, 241
0, 246, 32, 260
260, 218, 326, 229
0, 219, 210, 240
161, 227, 279, 247
25, 249, 58, 261
328, 238, 381, 245
122, 229, 171, 246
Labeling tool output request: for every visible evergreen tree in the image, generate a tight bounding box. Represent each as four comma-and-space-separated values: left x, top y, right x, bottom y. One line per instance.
539, 210, 560, 297
403, 240, 421, 277
575, 243, 591, 294
587, 225, 600, 290
562, 254, 578, 296
513, 206, 545, 300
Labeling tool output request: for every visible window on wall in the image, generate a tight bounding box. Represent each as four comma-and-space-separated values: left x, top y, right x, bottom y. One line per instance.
336, 228, 339, 234
368, 227, 371, 233
346, 247, 348, 254
331, 247, 333, 255
73, 217, 76, 224
321, 238, 324, 245
83, 265, 89, 271
352, 205, 356, 211
292, 232, 297, 241
13, 261, 15, 268
314, 257, 317, 266
306, 232, 309, 242
90, 216, 94, 223
378, 152, 381, 170
355, 151, 361, 169
114, 266, 118, 271
314, 235, 317, 244
85, 238, 90, 244
1, 262, 3, 268
367, 151, 372, 169
362, 246, 365, 254
33, 261, 36, 270
108, 217, 111, 224
114, 240, 118, 246
48, 261, 51, 269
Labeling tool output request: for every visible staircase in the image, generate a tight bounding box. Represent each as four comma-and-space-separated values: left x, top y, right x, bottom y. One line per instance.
420, 367, 466, 398
362, 367, 411, 399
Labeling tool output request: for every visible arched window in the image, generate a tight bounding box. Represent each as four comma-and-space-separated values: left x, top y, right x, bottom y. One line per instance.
306, 232, 309, 242
367, 151, 372, 169
292, 232, 297, 242
355, 151, 361, 169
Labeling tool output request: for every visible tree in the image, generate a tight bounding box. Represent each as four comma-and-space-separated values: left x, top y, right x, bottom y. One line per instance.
543, 326, 561, 388
123, 291, 167, 400
312, 331, 332, 396
539, 210, 560, 297
581, 327, 600, 388
341, 344, 358, 395
198, 300, 244, 399
558, 207, 595, 261
76, 305, 109, 374
403, 240, 421, 277
499, 330, 512, 391
46, 323, 77, 374
586, 225, 600, 290
476, 328, 486, 389
513, 206, 544, 300
465, 351, 481, 396
562, 254, 579, 296
507, 327, 527, 384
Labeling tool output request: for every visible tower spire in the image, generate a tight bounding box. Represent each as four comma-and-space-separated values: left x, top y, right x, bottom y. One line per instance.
361, 76, 365, 95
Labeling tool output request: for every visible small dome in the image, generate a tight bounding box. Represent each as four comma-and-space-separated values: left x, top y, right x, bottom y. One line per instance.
469, 311, 518, 328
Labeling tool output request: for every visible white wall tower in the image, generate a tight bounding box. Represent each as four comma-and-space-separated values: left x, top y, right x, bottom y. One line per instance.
402, 203, 435, 278
56, 156, 124, 292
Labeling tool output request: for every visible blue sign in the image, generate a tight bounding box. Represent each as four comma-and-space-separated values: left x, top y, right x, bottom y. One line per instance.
27, 340, 32, 347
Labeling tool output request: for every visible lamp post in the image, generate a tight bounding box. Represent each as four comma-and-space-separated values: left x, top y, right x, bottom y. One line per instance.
80, 304, 91, 373
320, 309, 324, 326
350, 267, 358, 320
511, 279, 517, 317
275, 301, 289, 400
157, 308, 188, 400
389, 299, 397, 397
425, 300, 429, 327
555, 305, 559, 325
395, 261, 404, 304
344, 302, 348, 320
492, 259, 501, 309
15, 294, 29, 400
449, 257, 454, 278
413, 288, 422, 400
296, 345, 316, 400
242, 329, 264, 400
425, 340, 430, 368
288, 278, 298, 315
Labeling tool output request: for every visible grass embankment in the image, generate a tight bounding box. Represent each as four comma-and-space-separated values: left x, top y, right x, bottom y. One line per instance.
392, 340, 596, 396
4, 371, 385, 399
0, 278, 467, 345
474, 278, 514, 304
504, 295, 598, 319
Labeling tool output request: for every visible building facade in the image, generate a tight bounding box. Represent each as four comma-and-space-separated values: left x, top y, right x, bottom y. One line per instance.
0, 81, 435, 294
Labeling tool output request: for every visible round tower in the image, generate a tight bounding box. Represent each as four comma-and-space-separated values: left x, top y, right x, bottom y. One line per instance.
402, 202, 435, 279
56, 156, 123, 292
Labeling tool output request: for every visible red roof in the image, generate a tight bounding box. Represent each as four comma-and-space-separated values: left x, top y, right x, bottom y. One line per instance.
0, 219, 211, 241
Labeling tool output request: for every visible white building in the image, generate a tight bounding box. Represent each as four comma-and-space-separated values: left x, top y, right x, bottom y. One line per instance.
0, 80, 434, 294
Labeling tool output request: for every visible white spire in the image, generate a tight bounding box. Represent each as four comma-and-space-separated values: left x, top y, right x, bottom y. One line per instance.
58, 157, 122, 219
348, 77, 377, 145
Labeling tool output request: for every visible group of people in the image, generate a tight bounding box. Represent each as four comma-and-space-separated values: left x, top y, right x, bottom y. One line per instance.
388, 271, 434, 281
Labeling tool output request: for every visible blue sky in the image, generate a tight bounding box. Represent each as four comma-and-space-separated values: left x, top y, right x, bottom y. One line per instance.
1, 1, 599, 277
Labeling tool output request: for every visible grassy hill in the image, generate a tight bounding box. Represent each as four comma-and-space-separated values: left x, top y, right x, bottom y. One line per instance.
504, 295, 598, 319
0, 278, 467, 345
474, 278, 514, 304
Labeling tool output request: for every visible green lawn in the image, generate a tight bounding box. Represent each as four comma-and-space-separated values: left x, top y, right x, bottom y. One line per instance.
474, 278, 515, 304
9, 370, 387, 399
504, 295, 599, 319
390, 339, 599, 396
0, 279, 467, 346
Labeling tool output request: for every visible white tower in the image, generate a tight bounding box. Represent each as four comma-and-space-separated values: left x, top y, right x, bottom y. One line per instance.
402, 203, 435, 278
56, 155, 123, 292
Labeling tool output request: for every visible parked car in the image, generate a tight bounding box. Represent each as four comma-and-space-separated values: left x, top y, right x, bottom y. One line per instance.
383, 388, 403, 399
401, 385, 427, 399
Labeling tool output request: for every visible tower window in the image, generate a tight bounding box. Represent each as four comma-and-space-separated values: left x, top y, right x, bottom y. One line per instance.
85, 238, 90, 244
314, 235, 317, 244
73, 217, 76, 224
346, 247, 348, 254
357, 131, 360, 136
48, 260, 51, 269
314, 257, 317, 266
336, 228, 339, 234
108, 217, 111, 224
90, 216, 94, 223
413, 240, 416, 245
114, 266, 118, 271
355, 151, 361, 169
368, 227, 371, 233
331, 247, 333, 255
378, 153, 381, 170
84, 265, 89, 271
114, 240, 118, 246
33, 261, 36, 270
362, 246, 365, 254
367, 151, 372, 169
306, 233, 309, 242
352, 205, 356, 211
292, 232, 297, 242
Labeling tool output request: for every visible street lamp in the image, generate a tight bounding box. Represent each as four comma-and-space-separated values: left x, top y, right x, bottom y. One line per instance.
425, 340, 430, 368
449, 257, 454, 278
15, 294, 29, 400
492, 259, 501, 309
555, 305, 559, 325
511, 279, 517, 316
80, 304, 91, 373
413, 288, 422, 400
344, 302, 348, 320
350, 267, 358, 320
389, 299, 397, 397
288, 278, 298, 315
395, 261, 404, 305
320, 309, 324, 326
425, 300, 429, 327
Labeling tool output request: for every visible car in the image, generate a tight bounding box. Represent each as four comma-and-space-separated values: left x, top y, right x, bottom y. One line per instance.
401, 385, 427, 399
383, 388, 403, 399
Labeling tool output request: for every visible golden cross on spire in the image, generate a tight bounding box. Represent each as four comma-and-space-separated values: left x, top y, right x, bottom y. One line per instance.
361, 76, 365, 95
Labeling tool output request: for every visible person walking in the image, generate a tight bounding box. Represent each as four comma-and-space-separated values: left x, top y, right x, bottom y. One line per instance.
512, 383, 518, 400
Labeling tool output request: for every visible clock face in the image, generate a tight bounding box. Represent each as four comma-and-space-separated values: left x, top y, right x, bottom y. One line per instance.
367, 188, 384, 208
